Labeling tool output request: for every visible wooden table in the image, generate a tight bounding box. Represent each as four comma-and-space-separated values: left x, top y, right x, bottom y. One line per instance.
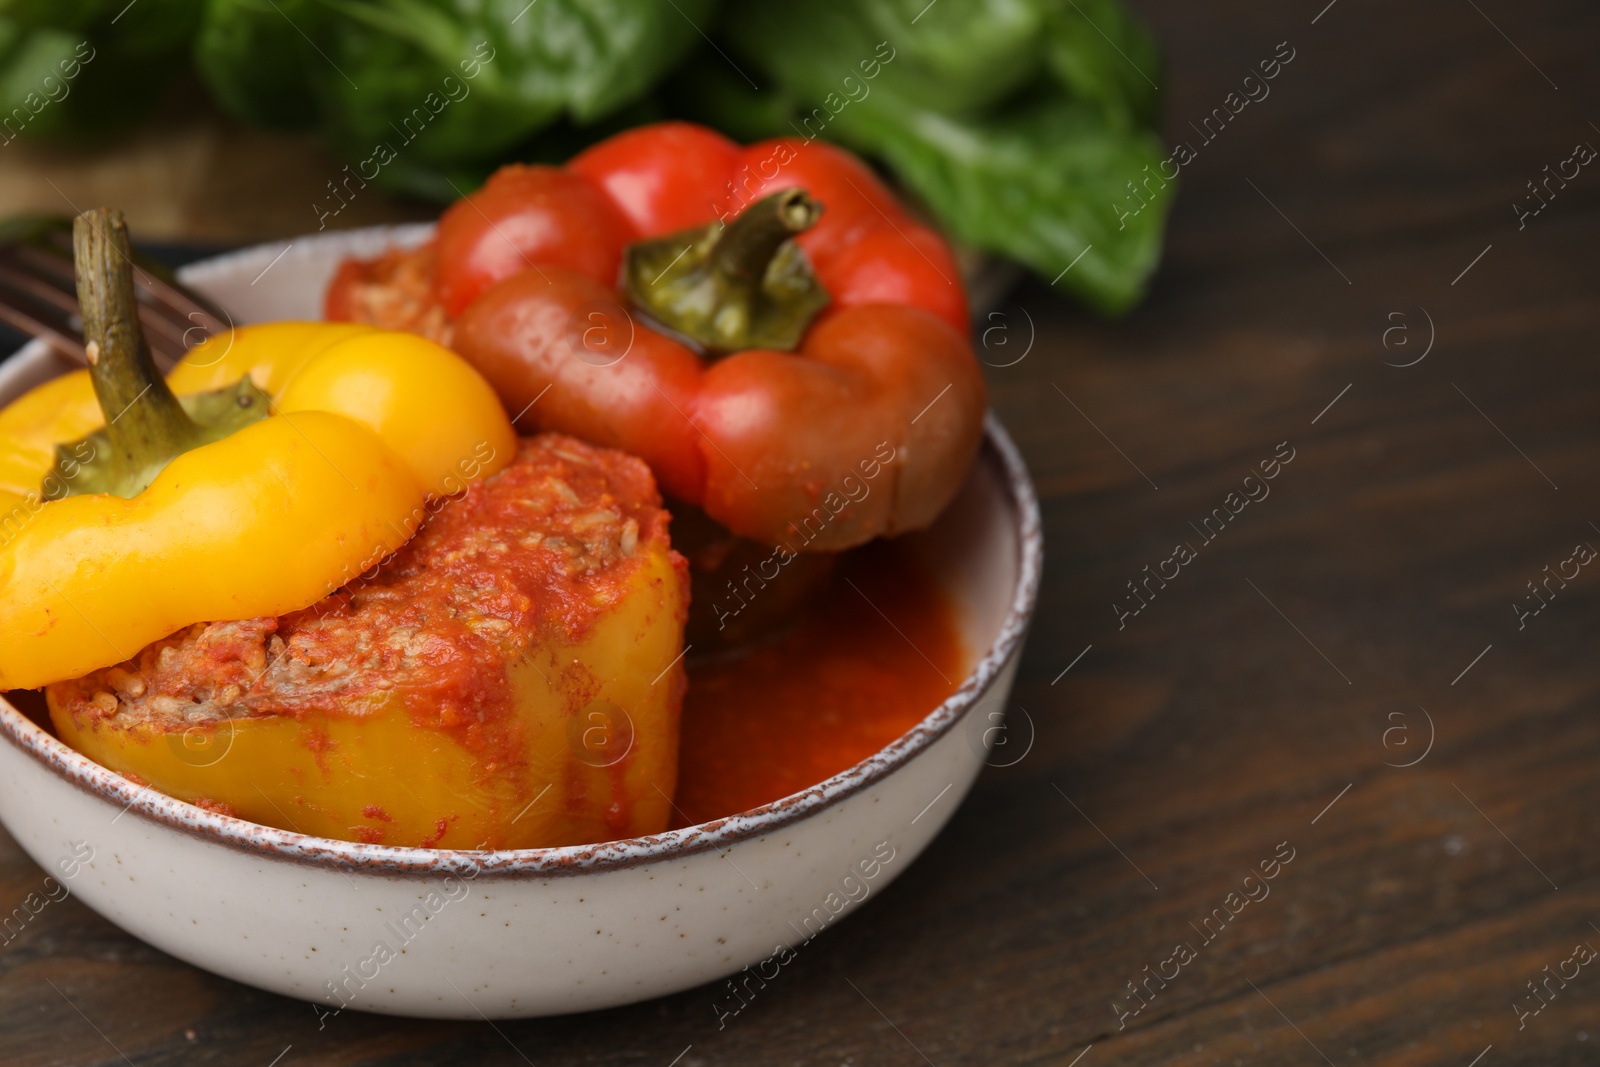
4, 1, 1599, 1063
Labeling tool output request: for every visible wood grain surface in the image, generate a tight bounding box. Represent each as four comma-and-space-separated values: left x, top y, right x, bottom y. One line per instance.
4, 0, 1599, 1063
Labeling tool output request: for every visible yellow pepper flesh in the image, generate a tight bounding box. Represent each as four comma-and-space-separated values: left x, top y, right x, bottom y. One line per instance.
3, 413, 421, 689
49, 543, 685, 848
0, 322, 516, 690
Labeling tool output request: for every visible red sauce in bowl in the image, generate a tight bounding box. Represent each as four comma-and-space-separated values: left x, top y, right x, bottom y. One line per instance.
674, 539, 965, 826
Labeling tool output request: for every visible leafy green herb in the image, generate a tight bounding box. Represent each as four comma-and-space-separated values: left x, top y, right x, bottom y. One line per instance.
0, 0, 201, 141
710, 0, 1174, 314
194, 0, 713, 195
193, 0, 322, 129
0, 0, 1175, 312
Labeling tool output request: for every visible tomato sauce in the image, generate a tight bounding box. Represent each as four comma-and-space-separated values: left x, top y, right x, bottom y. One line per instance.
674, 539, 966, 827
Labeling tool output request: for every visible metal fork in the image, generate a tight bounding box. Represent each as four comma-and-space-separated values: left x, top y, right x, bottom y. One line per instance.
0, 214, 229, 370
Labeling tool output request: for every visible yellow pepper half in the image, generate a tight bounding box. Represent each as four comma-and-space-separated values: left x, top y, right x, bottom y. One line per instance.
50, 535, 686, 849
0, 284, 514, 689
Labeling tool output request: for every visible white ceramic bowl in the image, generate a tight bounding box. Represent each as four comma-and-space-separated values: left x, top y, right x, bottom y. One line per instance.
0, 227, 1041, 1019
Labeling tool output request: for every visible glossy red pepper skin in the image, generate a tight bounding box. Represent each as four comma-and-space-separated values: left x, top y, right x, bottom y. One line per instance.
331, 122, 983, 550
569, 121, 744, 237
435, 165, 634, 317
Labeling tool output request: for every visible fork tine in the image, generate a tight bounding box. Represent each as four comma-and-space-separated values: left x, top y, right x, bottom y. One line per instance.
7, 242, 73, 284
3, 288, 200, 375
0, 260, 187, 371
0, 294, 85, 363
9, 243, 198, 339
139, 271, 229, 337
61, 226, 232, 338
4, 217, 229, 349
1, 244, 205, 369
51, 244, 220, 330
0, 259, 79, 316
137, 312, 189, 367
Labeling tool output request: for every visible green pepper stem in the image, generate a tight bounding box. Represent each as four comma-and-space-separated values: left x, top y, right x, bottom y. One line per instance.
73, 209, 204, 482
622, 189, 830, 354
710, 189, 822, 285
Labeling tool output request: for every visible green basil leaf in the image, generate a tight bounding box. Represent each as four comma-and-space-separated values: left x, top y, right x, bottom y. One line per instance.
194, 0, 321, 129
1043, 0, 1162, 129
714, 0, 1173, 313
0, 0, 201, 53
724, 0, 1047, 117
303, 0, 712, 168
840, 94, 1173, 315
0, 5, 199, 142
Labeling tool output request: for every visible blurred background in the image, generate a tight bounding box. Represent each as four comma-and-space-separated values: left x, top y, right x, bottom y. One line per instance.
0, 0, 1172, 315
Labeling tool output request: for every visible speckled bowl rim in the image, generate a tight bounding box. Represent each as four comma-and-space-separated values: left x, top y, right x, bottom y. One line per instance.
0, 400, 1040, 879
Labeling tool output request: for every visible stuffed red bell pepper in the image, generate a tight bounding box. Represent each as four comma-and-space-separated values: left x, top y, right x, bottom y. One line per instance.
327, 121, 986, 552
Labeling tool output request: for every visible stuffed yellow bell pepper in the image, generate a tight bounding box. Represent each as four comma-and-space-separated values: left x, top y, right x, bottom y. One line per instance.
5, 209, 688, 850
0, 214, 516, 692
46, 432, 688, 849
